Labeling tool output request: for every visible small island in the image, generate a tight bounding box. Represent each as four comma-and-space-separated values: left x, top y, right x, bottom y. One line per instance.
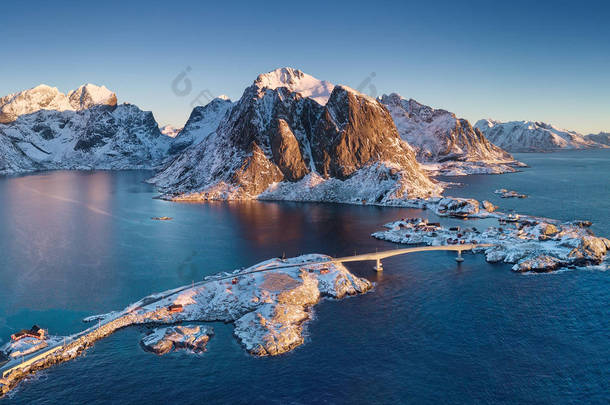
0, 255, 371, 397
494, 189, 528, 198
141, 325, 214, 355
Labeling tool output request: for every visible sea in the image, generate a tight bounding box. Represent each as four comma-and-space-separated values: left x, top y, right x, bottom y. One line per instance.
0, 149, 608, 404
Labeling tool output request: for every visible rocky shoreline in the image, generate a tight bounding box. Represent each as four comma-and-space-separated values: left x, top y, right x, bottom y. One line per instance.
494, 188, 528, 199
1, 255, 371, 397
141, 325, 214, 355
373, 215, 609, 273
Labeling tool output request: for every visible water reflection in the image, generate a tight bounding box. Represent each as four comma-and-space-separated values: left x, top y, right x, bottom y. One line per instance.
1, 172, 115, 318
0, 168, 608, 404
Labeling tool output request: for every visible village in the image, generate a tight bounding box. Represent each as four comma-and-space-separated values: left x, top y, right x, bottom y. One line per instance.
373, 213, 610, 272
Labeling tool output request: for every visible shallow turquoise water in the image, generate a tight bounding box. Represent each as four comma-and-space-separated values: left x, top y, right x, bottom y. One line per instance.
0, 150, 608, 404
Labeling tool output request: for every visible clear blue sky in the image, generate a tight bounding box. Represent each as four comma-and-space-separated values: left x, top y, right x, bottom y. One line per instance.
1, 0, 608, 133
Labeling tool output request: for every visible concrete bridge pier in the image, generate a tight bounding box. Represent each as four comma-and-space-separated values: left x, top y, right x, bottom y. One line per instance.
455, 250, 464, 262
374, 258, 383, 272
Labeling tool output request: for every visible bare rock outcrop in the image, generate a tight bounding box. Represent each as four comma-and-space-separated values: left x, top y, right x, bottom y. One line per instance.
151, 68, 440, 202
141, 325, 213, 355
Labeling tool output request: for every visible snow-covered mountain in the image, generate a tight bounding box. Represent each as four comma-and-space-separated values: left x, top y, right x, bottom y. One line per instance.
0, 84, 172, 174
380, 94, 522, 175
253, 67, 334, 105
67, 84, 117, 110
585, 132, 610, 146
150, 68, 441, 203
167, 96, 233, 155
474, 119, 607, 152
159, 125, 182, 138
0, 84, 117, 124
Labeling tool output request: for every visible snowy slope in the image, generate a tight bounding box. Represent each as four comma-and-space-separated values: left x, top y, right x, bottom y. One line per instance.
254, 67, 335, 105
67, 84, 117, 110
380, 94, 521, 175
585, 132, 610, 146
474, 119, 606, 152
150, 68, 441, 202
168, 97, 233, 154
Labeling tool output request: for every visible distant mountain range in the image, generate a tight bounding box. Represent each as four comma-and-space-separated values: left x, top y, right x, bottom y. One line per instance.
584, 132, 610, 146
1, 68, 607, 204
380, 94, 522, 175
0, 84, 172, 174
475, 119, 609, 152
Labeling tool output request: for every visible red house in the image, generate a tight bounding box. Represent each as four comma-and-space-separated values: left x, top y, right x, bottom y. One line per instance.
11, 325, 46, 341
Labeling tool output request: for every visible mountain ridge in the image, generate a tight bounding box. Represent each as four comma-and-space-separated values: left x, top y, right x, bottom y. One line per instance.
475, 119, 608, 152
150, 68, 441, 203
380, 93, 522, 175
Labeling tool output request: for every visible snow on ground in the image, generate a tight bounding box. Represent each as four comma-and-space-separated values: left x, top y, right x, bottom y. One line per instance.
259, 163, 443, 205
140, 325, 213, 355
254, 67, 335, 105
373, 214, 609, 273
91, 254, 372, 357
1, 336, 64, 359
67, 84, 117, 110
379, 93, 523, 175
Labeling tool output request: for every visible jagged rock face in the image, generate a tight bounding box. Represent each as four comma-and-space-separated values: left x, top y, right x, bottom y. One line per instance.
230, 142, 285, 196
474, 119, 606, 152
270, 119, 309, 181
0, 103, 171, 173
140, 325, 213, 355
0, 84, 117, 124
151, 69, 439, 201
380, 93, 514, 163
0, 85, 72, 124
67, 84, 117, 110
312, 88, 418, 180
169, 97, 233, 154
253, 67, 334, 105
0, 131, 41, 173
0, 83, 186, 174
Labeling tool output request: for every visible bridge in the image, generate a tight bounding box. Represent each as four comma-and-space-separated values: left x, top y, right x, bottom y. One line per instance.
332, 243, 494, 271
0, 243, 493, 386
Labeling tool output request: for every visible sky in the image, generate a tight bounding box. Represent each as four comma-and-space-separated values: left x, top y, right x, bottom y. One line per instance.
1, 0, 608, 133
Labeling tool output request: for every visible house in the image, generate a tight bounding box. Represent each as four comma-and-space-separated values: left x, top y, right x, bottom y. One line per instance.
11, 325, 46, 341
168, 304, 183, 313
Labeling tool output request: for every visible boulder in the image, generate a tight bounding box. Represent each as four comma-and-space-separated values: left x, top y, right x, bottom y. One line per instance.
482, 200, 497, 212
141, 325, 213, 355
512, 256, 563, 273
436, 197, 480, 217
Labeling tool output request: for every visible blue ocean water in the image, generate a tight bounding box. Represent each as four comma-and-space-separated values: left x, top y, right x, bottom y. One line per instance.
0, 150, 608, 404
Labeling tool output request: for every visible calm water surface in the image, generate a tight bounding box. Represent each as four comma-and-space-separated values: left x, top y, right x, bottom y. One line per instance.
0, 150, 608, 404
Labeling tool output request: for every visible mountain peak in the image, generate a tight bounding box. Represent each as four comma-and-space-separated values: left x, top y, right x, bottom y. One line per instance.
0, 83, 118, 123
68, 83, 117, 110
254, 67, 335, 105
0, 84, 73, 123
